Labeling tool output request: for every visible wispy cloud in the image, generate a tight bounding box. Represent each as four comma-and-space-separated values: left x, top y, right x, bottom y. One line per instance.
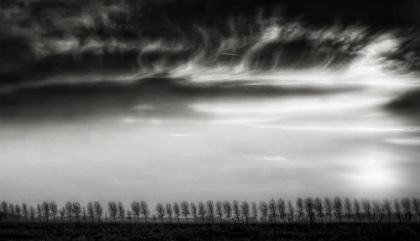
384, 138, 420, 145
248, 124, 420, 133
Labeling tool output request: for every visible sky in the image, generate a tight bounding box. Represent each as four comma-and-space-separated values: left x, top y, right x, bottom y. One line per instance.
1, 0, 420, 209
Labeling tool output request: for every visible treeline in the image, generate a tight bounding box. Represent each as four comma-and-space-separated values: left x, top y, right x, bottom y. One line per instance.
1, 197, 420, 224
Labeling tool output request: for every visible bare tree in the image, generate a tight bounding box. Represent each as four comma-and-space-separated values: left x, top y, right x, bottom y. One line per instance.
173, 202, 181, 222
190, 202, 197, 223
372, 200, 384, 223
324, 197, 333, 222
241, 201, 250, 224
333, 197, 343, 223
215, 201, 223, 223
59, 207, 66, 222
65, 202, 73, 221
362, 199, 371, 222
277, 199, 286, 223
296, 198, 304, 222
394, 199, 402, 223
108, 201, 118, 222
206, 200, 214, 223
223, 201, 232, 222
413, 198, 420, 221
9, 203, 15, 221
140, 201, 150, 223
117, 202, 125, 222
155, 203, 165, 223
82, 206, 87, 222
344, 198, 353, 222
131, 201, 141, 223
232, 200, 240, 222
36, 204, 42, 221
314, 198, 324, 223
73, 202, 82, 223
50, 202, 58, 222
259, 201, 268, 223
94, 202, 103, 224
287, 200, 295, 222
15, 204, 21, 222
22, 203, 28, 223
401, 198, 412, 222
382, 199, 392, 222
198, 201, 206, 222
127, 211, 132, 223
29, 206, 35, 222
87, 202, 95, 223
268, 199, 277, 223
353, 199, 362, 223
251, 202, 258, 223
166, 203, 173, 223
304, 197, 315, 224
1, 201, 8, 222
42, 202, 50, 222
181, 201, 190, 222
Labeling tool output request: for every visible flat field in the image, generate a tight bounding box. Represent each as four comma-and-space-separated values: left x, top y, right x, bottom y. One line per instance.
0, 223, 420, 241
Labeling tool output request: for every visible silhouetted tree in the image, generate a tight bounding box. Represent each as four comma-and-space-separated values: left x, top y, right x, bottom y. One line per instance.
233, 200, 240, 222
117, 202, 125, 221
174, 202, 181, 222
198, 201, 206, 222
296, 198, 304, 222
394, 199, 402, 223
259, 201, 268, 223
181, 201, 190, 222
314, 198, 323, 223
190, 202, 197, 222
401, 198, 412, 222
140, 201, 150, 223
50, 202, 58, 222
65, 202, 73, 221
108, 201, 118, 222
324, 197, 333, 222
15, 204, 21, 222
268, 199, 277, 223
29, 206, 35, 222
127, 211, 132, 223
304, 197, 315, 224
42, 202, 50, 222
1, 201, 8, 222
353, 199, 362, 223
223, 201, 232, 222
94, 202, 103, 224
372, 200, 384, 222
382, 199, 392, 222
240, 201, 250, 224
59, 207, 65, 223
22, 203, 28, 223
9, 203, 15, 221
36, 204, 42, 221
287, 200, 295, 222
73, 202, 82, 223
413, 198, 420, 221
155, 203, 165, 223
251, 202, 258, 223
131, 201, 141, 223
87, 202, 94, 223
165, 203, 173, 223
215, 201, 223, 223
344, 198, 353, 222
333, 197, 343, 223
277, 199, 286, 223
206, 200, 214, 223
362, 199, 371, 222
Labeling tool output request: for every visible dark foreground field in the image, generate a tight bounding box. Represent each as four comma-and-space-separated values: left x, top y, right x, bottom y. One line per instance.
1, 223, 420, 241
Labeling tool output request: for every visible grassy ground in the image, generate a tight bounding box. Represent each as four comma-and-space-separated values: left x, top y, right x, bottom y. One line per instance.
0, 222, 419, 241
